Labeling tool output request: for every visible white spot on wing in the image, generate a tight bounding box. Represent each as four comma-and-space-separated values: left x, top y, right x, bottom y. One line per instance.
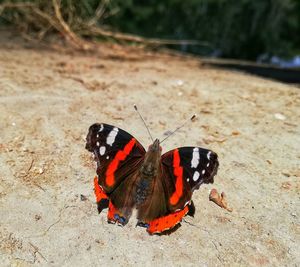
99, 146, 106, 156
99, 124, 104, 132
106, 127, 119, 146
106, 156, 109, 159
207, 151, 211, 160
193, 171, 200, 181
96, 141, 100, 147
187, 178, 190, 182
207, 162, 210, 167
96, 134, 99, 138
191, 148, 200, 168
202, 169, 205, 175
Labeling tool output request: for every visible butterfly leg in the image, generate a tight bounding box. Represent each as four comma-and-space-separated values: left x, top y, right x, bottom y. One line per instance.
147, 205, 189, 234
94, 176, 109, 213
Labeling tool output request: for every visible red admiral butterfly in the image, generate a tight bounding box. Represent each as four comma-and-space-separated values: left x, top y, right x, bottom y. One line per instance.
85, 111, 219, 234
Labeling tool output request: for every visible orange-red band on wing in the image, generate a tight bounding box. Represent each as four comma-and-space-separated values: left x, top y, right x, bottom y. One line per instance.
107, 201, 117, 221
147, 205, 189, 234
169, 149, 184, 206
105, 138, 136, 187
94, 176, 108, 202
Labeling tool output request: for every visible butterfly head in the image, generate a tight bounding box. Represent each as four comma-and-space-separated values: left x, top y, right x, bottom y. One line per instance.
141, 139, 162, 177
148, 138, 162, 152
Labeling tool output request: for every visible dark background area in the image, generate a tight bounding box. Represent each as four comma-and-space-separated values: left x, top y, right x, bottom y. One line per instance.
107, 0, 300, 61
0, 0, 300, 62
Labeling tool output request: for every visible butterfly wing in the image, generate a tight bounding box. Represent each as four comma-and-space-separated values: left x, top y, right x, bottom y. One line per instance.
161, 147, 219, 212
85, 123, 146, 193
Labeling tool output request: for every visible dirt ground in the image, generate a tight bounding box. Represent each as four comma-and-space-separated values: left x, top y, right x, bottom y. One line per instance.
0, 33, 299, 267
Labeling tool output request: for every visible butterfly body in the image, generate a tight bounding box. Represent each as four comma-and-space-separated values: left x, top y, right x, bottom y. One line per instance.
86, 123, 219, 234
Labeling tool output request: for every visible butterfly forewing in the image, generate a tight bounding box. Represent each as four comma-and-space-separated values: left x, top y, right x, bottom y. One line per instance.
161, 147, 219, 211
86, 123, 146, 193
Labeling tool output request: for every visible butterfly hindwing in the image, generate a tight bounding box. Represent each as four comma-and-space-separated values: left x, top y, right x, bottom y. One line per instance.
85, 123, 146, 193
161, 147, 219, 211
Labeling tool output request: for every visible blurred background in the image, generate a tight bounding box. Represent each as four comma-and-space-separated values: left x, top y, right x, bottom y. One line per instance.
0, 0, 300, 67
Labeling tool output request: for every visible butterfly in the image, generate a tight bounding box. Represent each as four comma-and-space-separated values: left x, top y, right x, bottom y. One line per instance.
85, 121, 219, 234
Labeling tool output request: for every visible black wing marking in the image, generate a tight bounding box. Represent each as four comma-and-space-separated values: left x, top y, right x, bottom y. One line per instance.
85, 123, 146, 193
161, 147, 219, 211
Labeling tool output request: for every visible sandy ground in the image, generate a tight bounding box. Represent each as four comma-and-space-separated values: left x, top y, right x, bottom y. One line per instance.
0, 35, 299, 267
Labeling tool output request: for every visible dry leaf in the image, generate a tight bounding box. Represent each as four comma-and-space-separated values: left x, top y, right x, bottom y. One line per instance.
209, 189, 233, 212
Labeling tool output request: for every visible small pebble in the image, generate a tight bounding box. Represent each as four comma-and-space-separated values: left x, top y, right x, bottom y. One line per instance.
274, 113, 286, 120
282, 171, 291, 177
80, 194, 88, 201
175, 79, 184, 86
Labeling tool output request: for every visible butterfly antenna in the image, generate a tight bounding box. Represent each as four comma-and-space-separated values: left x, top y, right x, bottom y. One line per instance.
160, 114, 197, 144
134, 104, 154, 142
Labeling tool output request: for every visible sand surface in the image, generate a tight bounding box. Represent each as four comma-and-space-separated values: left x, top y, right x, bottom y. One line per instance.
0, 36, 299, 266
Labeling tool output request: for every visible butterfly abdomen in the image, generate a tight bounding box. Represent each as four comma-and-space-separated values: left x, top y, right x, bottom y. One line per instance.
135, 178, 152, 206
